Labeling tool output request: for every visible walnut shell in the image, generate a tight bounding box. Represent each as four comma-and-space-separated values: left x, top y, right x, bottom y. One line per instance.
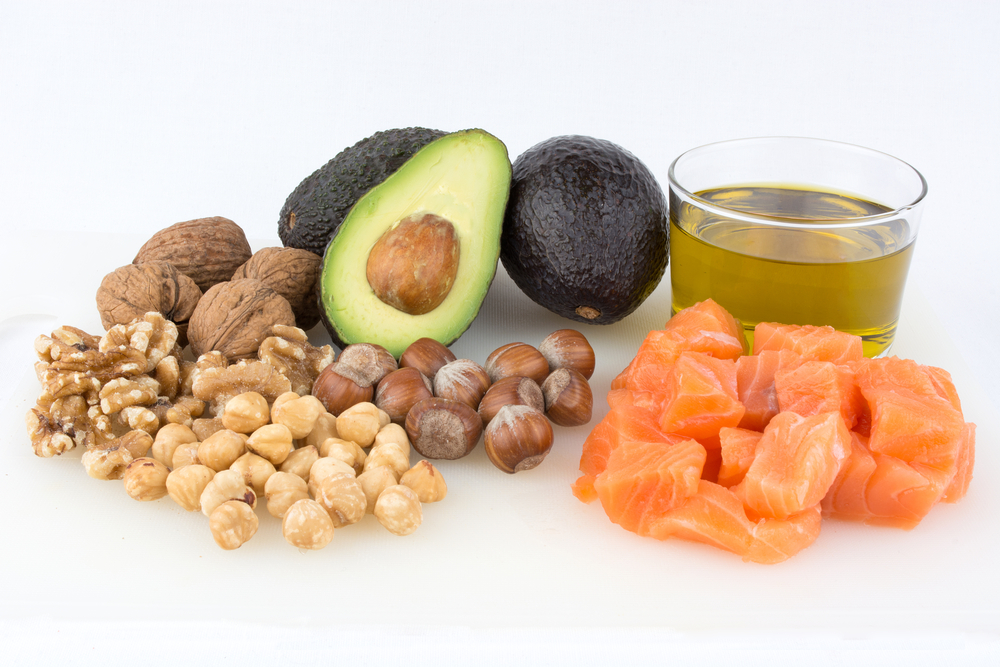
188, 279, 295, 360
96, 261, 202, 346
232, 247, 322, 330
133, 217, 252, 291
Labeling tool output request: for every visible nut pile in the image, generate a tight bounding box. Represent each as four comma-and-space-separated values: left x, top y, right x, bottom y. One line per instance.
313, 330, 596, 474
26, 311, 445, 550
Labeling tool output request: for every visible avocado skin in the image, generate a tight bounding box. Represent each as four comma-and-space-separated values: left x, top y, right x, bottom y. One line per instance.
500, 135, 669, 325
278, 127, 447, 256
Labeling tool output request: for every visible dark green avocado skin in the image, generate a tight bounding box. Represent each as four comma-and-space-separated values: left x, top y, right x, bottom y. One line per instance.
500, 135, 669, 325
278, 127, 447, 256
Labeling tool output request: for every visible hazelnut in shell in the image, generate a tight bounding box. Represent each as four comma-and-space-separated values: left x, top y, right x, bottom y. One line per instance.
405, 397, 482, 460
484, 404, 554, 474
541, 368, 594, 427
538, 329, 596, 380
477, 376, 544, 426
398, 337, 457, 380
484, 342, 549, 385
433, 359, 491, 408
312, 362, 374, 416
375, 367, 433, 424
337, 343, 398, 387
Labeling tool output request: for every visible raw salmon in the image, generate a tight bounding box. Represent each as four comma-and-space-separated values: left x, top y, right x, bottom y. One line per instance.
658, 352, 745, 442
774, 360, 864, 429
735, 350, 801, 432
753, 322, 863, 364
717, 427, 763, 487
738, 411, 851, 520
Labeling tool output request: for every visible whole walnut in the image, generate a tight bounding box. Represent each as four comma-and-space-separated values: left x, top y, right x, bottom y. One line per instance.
96, 261, 202, 345
232, 247, 322, 330
133, 217, 252, 292
188, 279, 295, 360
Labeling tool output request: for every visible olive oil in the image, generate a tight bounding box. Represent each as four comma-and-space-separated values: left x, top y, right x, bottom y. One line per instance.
669, 185, 915, 357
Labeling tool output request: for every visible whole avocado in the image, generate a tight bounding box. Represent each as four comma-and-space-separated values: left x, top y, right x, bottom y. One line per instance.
278, 127, 447, 256
500, 135, 669, 325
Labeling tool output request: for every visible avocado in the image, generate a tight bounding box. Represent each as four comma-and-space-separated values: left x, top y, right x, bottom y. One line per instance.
319, 129, 512, 357
278, 127, 447, 256
500, 135, 669, 325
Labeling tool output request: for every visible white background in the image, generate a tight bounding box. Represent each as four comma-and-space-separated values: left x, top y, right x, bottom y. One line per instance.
1, 1, 998, 664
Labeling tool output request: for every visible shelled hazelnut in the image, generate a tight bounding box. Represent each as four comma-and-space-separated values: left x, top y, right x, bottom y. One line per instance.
123, 457, 170, 501
264, 471, 310, 518
209, 500, 259, 550
357, 466, 398, 513
282, 498, 335, 550
166, 464, 216, 511
400, 460, 447, 503
374, 485, 422, 536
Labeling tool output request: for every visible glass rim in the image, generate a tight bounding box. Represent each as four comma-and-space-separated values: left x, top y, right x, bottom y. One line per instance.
667, 136, 928, 230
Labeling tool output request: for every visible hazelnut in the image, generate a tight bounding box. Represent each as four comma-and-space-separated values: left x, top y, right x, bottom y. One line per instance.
336, 402, 383, 447
374, 367, 433, 424
279, 444, 319, 480
433, 359, 491, 408
337, 343, 397, 387
197, 429, 247, 472
541, 368, 594, 427
151, 423, 198, 468
312, 362, 374, 416
221, 391, 270, 434
229, 451, 277, 496
122, 457, 170, 501
373, 423, 411, 458
246, 423, 293, 465
400, 460, 447, 503
357, 466, 399, 513
477, 376, 544, 426
484, 404, 554, 474
282, 498, 335, 550
304, 412, 339, 448
312, 472, 366, 528
166, 464, 216, 511
484, 342, 549, 385
539, 329, 595, 380
191, 417, 225, 442
320, 437, 367, 475
374, 485, 422, 536
200, 468, 257, 517
363, 442, 410, 480
265, 471, 310, 518
405, 397, 482, 460
209, 500, 259, 550
308, 457, 356, 497
270, 393, 325, 439
399, 337, 457, 380
171, 442, 202, 469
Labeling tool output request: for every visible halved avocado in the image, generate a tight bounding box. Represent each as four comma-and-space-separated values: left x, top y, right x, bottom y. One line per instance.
319, 129, 511, 357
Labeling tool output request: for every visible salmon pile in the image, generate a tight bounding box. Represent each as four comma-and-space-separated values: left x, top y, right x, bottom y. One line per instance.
572, 300, 976, 564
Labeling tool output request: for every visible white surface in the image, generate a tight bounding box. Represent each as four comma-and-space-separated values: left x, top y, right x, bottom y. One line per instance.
2, 0, 998, 662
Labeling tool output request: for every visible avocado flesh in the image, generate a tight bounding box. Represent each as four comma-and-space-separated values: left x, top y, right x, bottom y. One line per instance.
501, 135, 669, 325
279, 127, 447, 256
320, 129, 511, 357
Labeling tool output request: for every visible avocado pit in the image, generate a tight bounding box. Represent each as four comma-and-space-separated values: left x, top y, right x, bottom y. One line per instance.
366, 213, 460, 316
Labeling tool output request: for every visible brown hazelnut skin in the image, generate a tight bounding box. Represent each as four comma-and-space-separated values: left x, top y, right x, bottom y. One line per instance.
375, 367, 433, 424
539, 329, 596, 380
484, 404, 554, 474
484, 342, 549, 385
433, 359, 491, 409
477, 376, 544, 426
405, 397, 483, 460
337, 343, 398, 387
541, 368, 594, 427
399, 337, 457, 380
312, 362, 373, 416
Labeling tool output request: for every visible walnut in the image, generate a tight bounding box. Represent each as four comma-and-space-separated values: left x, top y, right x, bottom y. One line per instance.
132, 216, 252, 292
81, 430, 154, 479
187, 279, 296, 360
232, 247, 323, 330
99, 312, 180, 373
258, 325, 334, 395
192, 359, 292, 416
96, 261, 202, 346
26, 407, 75, 457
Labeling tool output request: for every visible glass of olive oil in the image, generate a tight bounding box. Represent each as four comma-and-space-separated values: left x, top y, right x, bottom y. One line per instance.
668, 137, 927, 357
